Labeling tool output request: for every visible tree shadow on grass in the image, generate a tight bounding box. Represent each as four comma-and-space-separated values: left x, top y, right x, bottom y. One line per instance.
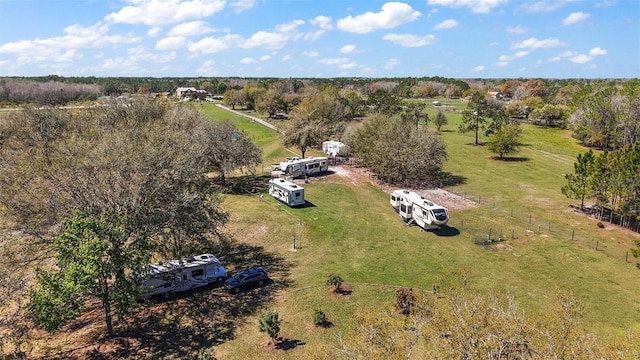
436, 172, 466, 187
488, 156, 529, 162
58, 241, 292, 359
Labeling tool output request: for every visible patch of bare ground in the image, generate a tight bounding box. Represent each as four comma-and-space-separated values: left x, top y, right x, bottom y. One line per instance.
331, 164, 477, 211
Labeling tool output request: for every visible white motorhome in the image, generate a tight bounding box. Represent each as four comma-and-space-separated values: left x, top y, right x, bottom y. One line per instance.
390, 189, 449, 230
322, 141, 350, 157
278, 156, 328, 178
269, 178, 305, 207
137, 253, 227, 299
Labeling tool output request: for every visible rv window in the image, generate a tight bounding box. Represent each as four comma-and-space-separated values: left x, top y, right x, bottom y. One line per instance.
183, 274, 187, 280
163, 283, 172, 288
295, 192, 301, 197
391, 195, 396, 201
192, 269, 204, 277
400, 204, 407, 212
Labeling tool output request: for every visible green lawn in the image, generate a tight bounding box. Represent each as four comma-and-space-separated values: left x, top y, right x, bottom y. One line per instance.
198, 103, 640, 358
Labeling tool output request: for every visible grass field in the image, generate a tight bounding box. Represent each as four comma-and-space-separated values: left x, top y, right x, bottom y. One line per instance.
201, 102, 640, 358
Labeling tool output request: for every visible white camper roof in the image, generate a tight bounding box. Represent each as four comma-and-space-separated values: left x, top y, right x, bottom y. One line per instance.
270, 178, 304, 191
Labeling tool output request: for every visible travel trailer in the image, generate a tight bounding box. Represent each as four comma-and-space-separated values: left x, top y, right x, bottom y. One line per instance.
390, 189, 449, 230
137, 253, 227, 299
322, 141, 350, 157
278, 156, 328, 178
269, 178, 305, 207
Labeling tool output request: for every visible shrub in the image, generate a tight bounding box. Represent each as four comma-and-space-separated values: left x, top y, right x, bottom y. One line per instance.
313, 308, 327, 326
326, 274, 343, 293
395, 288, 416, 315
258, 309, 281, 343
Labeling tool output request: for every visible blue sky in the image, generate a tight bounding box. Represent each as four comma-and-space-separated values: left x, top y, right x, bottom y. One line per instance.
0, 0, 638, 78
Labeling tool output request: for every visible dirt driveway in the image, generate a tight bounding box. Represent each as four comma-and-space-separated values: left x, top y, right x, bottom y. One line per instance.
329, 164, 477, 211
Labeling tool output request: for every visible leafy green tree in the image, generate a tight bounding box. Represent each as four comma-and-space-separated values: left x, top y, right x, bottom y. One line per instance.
204, 119, 262, 185
352, 114, 447, 186
258, 309, 281, 345
283, 91, 349, 157
255, 87, 285, 118
487, 121, 522, 159
401, 102, 429, 128
366, 90, 403, 115
223, 88, 243, 109
326, 273, 344, 293
434, 110, 448, 132
26, 211, 148, 336
312, 309, 328, 326
561, 150, 596, 211
458, 90, 490, 145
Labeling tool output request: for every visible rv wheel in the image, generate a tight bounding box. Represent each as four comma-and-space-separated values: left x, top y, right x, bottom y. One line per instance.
258, 280, 264, 286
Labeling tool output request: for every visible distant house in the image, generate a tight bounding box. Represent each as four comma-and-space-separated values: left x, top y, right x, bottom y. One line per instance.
487, 91, 503, 101
176, 87, 207, 100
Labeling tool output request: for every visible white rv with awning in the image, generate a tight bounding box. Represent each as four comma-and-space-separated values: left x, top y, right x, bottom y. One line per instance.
390, 189, 449, 230
278, 156, 328, 178
269, 178, 305, 206
137, 253, 227, 299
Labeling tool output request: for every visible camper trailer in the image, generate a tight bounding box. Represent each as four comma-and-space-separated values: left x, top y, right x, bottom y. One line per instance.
390, 189, 449, 230
322, 141, 350, 157
278, 156, 328, 178
137, 253, 227, 299
269, 178, 305, 207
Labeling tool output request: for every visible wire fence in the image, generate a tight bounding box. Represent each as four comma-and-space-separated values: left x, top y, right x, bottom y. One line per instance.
443, 186, 640, 267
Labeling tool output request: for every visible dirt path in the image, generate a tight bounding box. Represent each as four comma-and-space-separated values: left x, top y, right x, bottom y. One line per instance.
330, 164, 477, 211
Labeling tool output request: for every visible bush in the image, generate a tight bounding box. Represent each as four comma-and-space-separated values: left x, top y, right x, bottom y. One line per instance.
326, 274, 343, 293
258, 309, 281, 343
395, 288, 416, 315
312, 308, 327, 326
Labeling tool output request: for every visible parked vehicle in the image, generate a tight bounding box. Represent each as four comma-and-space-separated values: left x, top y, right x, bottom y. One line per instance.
136, 253, 227, 299
269, 178, 305, 207
277, 156, 328, 178
322, 140, 350, 157
224, 267, 268, 293
390, 189, 449, 230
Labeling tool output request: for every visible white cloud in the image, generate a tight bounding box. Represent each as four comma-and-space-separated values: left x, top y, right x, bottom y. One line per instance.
147, 27, 162, 37
302, 51, 319, 57
511, 37, 565, 49
340, 45, 357, 53
385, 58, 400, 69
229, 0, 257, 13
239, 31, 289, 49
276, 20, 305, 34
310, 16, 333, 30
105, 0, 226, 26
518, 0, 573, 13
168, 21, 215, 36
570, 54, 592, 63
507, 25, 527, 34
427, 0, 508, 14
562, 12, 590, 26
472, 65, 484, 71
187, 36, 233, 54
589, 47, 607, 56
382, 33, 436, 47
197, 59, 218, 75
337, 2, 421, 34
317, 57, 356, 69
156, 36, 187, 50
260, 55, 271, 61
304, 30, 326, 41
496, 50, 529, 66
434, 19, 459, 30
240, 57, 257, 64
281, 54, 291, 61
0, 22, 140, 66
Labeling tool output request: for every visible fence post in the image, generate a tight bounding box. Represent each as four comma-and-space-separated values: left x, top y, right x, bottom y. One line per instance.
488, 228, 492, 241
512, 229, 515, 239
626, 251, 629, 263
571, 229, 575, 240
479, 195, 481, 204
461, 220, 464, 230
596, 241, 599, 251
510, 208, 513, 217
529, 215, 532, 224
548, 222, 551, 231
